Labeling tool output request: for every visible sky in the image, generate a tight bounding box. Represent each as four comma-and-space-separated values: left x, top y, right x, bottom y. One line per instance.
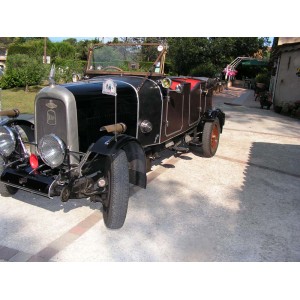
49, 37, 273, 44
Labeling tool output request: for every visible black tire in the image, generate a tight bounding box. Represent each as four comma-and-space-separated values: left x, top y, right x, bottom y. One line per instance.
0, 183, 18, 197
202, 119, 221, 157
102, 150, 129, 229
0, 124, 33, 197
0, 155, 18, 196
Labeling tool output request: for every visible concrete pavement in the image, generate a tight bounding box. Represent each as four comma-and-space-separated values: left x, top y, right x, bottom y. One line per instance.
0, 86, 300, 261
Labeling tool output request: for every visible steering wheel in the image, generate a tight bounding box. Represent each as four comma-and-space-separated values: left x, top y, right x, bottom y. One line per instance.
103, 66, 124, 71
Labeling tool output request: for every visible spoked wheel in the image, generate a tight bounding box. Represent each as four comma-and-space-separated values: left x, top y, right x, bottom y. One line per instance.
202, 119, 221, 157
102, 150, 129, 229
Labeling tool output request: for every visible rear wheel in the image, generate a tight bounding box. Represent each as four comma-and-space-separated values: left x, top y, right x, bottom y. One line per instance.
102, 150, 129, 229
202, 119, 220, 157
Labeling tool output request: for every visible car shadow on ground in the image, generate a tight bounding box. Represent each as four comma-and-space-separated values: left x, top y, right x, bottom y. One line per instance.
231, 142, 300, 261
98, 142, 300, 262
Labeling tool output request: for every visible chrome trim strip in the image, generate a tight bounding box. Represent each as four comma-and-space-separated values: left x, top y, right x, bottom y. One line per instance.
146, 78, 164, 144
113, 79, 140, 139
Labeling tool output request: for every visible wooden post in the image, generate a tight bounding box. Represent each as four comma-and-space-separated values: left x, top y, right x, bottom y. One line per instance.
44, 37, 47, 64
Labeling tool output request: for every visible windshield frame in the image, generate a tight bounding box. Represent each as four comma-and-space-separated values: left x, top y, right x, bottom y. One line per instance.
85, 43, 167, 77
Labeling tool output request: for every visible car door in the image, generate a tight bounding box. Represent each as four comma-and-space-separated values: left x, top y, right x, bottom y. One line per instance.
165, 90, 184, 136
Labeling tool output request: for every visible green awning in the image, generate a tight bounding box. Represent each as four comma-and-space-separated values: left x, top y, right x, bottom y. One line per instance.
241, 60, 269, 66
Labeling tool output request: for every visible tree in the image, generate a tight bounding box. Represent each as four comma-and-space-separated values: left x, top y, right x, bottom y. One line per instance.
231, 37, 268, 57
0, 37, 18, 47
74, 38, 105, 60
167, 37, 210, 75
7, 38, 51, 60
63, 38, 77, 45
167, 37, 270, 76
50, 42, 76, 61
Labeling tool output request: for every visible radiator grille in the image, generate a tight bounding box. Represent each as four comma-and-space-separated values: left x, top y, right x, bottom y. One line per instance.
36, 98, 67, 145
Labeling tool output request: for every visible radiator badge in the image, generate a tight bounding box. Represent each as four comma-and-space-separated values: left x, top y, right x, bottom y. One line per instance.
46, 100, 57, 125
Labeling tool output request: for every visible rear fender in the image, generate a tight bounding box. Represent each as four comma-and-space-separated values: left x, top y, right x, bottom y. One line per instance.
90, 135, 147, 188
202, 109, 225, 132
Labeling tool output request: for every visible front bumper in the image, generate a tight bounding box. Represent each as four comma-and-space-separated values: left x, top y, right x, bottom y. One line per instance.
1, 167, 56, 198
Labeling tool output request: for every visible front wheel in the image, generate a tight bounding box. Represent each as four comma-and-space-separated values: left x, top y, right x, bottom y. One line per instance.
0, 184, 18, 197
0, 155, 18, 196
102, 150, 129, 229
202, 119, 221, 157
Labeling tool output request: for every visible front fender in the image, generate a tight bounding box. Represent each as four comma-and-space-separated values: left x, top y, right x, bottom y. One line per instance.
0, 119, 35, 142
90, 135, 147, 188
91, 135, 137, 156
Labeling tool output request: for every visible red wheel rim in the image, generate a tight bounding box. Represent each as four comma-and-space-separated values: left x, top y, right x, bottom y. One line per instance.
211, 124, 219, 150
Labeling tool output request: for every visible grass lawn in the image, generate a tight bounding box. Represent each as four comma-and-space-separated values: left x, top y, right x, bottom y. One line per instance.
0, 86, 44, 114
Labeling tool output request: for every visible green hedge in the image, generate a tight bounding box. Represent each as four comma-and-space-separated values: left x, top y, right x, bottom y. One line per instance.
0, 54, 47, 89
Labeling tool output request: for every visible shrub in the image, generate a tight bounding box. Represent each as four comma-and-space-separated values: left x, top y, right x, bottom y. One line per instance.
0, 54, 47, 90
255, 71, 270, 87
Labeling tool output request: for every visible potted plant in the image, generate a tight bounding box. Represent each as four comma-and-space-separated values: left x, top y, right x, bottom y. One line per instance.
255, 72, 270, 89
274, 101, 283, 113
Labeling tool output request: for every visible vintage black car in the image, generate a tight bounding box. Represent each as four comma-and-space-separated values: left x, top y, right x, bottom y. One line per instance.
0, 43, 225, 229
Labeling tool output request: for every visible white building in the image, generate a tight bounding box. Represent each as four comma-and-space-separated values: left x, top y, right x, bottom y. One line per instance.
271, 38, 300, 108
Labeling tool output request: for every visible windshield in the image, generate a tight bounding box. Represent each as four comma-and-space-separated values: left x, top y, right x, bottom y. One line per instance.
86, 43, 166, 76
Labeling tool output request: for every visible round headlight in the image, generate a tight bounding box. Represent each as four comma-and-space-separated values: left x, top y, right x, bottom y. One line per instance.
0, 126, 16, 157
38, 134, 66, 168
161, 78, 172, 89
